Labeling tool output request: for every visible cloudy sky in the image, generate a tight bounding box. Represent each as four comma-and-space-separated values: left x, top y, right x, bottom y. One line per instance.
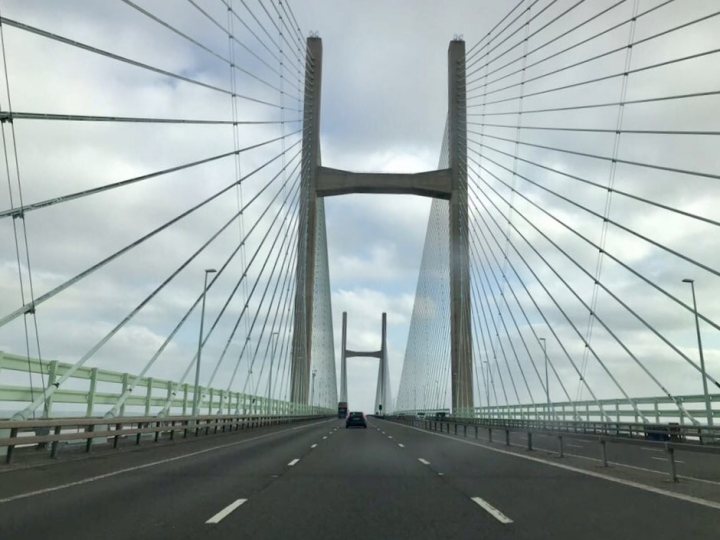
0, 0, 719, 419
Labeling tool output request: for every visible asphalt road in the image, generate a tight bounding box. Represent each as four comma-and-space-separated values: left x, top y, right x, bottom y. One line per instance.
423, 420, 720, 484
0, 416, 719, 539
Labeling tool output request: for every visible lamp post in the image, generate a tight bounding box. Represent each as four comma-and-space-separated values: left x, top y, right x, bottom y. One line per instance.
682, 279, 713, 426
267, 332, 279, 415
539, 338, 550, 422
311, 368, 317, 414
482, 360, 490, 415
193, 268, 216, 418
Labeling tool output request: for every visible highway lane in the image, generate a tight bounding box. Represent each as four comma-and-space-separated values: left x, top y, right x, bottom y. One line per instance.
1, 416, 719, 539
220, 418, 506, 539
467, 424, 720, 484
0, 418, 335, 539
375, 418, 720, 539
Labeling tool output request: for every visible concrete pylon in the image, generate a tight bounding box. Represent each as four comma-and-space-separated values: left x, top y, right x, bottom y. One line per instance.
448, 39, 473, 416
341, 312, 391, 413
340, 312, 348, 403
291, 38, 472, 414
291, 37, 322, 405
373, 313, 391, 415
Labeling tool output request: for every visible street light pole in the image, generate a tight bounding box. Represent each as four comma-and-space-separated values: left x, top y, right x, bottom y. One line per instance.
540, 338, 549, 422
194, 268, 216, 418
482, 361, 489, 415
683, 279, 713, 426
311, 368, 317, 414
268, 332, 279, 415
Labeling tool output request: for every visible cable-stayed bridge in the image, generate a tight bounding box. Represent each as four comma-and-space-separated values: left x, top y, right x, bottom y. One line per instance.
0, 1, 719, 538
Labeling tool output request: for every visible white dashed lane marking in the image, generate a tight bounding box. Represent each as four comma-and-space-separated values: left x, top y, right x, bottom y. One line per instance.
206, 499, 247, 524
651, 456, 685, 464
418, 458, 430, 465
288, 458, 300, 467
471, 497, 513, 524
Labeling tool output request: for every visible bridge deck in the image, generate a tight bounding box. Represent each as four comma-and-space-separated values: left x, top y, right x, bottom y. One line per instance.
1, 418, 718, 539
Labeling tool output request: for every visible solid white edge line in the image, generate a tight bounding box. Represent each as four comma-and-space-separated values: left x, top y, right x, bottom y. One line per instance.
418, 458, 430, 465
651, 456, 685, 464
288, 458, 300, 466
0, 418, 334, 504
471, 497, 513, 524
464, 431, 720, 488
390, 421, 720, 511
206, 498, 247, 524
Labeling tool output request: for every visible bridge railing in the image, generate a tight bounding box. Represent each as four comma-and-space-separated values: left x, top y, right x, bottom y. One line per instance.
394, 393, 720, 425
0, 412, 330, 464
0, 352, 322, 419
472, 395, 720, 425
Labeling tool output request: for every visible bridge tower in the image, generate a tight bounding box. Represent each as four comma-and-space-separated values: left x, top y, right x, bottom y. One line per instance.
291, 37, 472, 415
339, 312, 391, 414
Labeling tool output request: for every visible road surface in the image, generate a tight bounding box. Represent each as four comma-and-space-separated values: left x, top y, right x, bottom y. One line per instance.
0, 417, 718, 539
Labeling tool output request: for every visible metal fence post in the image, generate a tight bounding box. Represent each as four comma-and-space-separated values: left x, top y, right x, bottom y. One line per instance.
85, 424, 95, 453
679, 397, 685, 425
527, 432, 533, 451
50, 425, 62, 458
166, 380, 173, 414
600, 439, 608, 467
505, 429, 510, 446
5, 427, 17, 463
120, 373, 129, 418
145, 378, 153, 417
113, 423, 121, 448
46, 360, 58, 417
86, 367, 98, 417
558, 435, 564, 457
667, 445, 678, 482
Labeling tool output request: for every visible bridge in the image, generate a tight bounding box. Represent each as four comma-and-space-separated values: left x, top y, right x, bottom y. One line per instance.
1, 0, 719, 538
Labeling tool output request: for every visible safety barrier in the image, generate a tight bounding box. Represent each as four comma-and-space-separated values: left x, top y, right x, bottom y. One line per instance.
388, 415, 720, 482
0, 413, 330, 464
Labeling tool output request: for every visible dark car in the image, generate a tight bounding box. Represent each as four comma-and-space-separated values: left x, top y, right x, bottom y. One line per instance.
345, 411, 367, 429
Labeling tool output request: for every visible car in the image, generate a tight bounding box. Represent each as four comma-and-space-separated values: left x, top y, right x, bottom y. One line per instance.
345, 411, 367, 429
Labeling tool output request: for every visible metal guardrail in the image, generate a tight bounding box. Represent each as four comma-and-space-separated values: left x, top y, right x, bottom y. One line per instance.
0, 413, 330, 464
388, 415, 720, 482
